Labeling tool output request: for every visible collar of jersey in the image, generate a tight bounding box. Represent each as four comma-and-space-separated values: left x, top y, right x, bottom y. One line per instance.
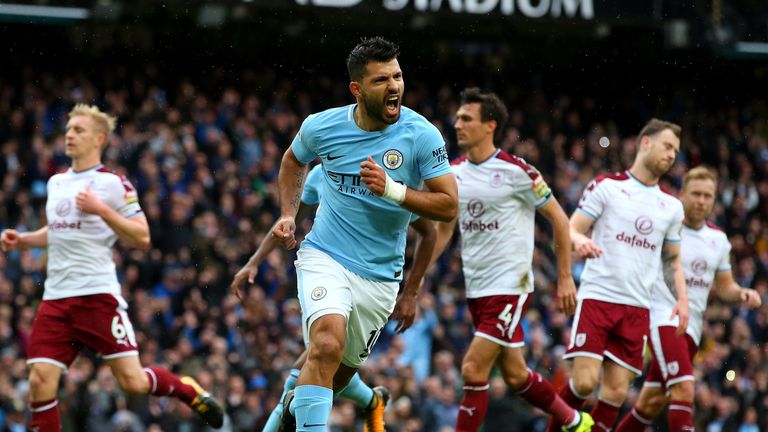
348, 104, 397, 135
626, 170, 658, 189
69, 164, 104, 175
469, 148, 501, 166
682, 222, 705, 232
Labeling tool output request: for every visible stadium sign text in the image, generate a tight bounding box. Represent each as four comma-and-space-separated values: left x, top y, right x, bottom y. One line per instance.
295, 0, 594, 18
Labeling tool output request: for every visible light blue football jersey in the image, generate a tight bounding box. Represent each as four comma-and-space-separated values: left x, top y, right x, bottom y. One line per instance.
291, 104, 450, 281
300, 164, 324, 206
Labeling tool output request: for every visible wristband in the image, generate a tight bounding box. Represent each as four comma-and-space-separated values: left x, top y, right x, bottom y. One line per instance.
383, 174, 407, 204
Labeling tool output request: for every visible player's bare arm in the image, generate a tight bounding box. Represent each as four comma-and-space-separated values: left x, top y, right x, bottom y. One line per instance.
714, 270, 762, 309
76, 188, 150, 250
232, 202, 317, 301
538, 197, 577, 315
392, 217, 436, 334
275, 148, 309, 249
661, 242, 689, 334
569, 210, 602, 259
430, 215, 457, 268
359, 156, 458, 222
0, 226, 49, 252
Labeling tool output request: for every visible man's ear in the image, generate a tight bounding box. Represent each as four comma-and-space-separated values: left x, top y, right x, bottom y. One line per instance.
349, 81, 361, 99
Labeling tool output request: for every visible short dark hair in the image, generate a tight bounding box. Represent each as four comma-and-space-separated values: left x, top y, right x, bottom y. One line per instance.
460, 87, 509, 142
638, 118, 681, 140
346, 37, 400, 81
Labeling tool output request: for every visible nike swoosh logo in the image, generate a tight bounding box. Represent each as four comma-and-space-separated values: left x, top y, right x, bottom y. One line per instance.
327, 154, 344, 160
303, 423, 325, 427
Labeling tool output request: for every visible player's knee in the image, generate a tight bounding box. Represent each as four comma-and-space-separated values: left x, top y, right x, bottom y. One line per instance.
669, 381, 694, 402
115, 369, 149, 394
502, 367, 529, 390
600, 382, 629, 403
308, 333, 345, 365
571, 372, 598, 397
28, 366, 58, 396
460, 359, 486, 382
638, 392, 667, 417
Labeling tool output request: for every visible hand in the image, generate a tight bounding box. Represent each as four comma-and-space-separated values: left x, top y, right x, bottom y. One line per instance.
391, 292, 418, 334
670, 297, 689, 336
741, 288, 762, 309
76, 187, 107, 216
231, 261, 259, 302
574, 238, 602, 259
359, 156, 386, 196
556, 276, 577, 315
272, 216, 297, 249
0, 229, 21, 252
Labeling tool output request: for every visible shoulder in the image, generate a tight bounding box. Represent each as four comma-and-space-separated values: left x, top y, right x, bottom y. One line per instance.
493, 152, 542, 180
703, 222, 730, 246
399, 106, 442, 137
450, 155, 468, 166
586, 171, 629, 191
301, 105, 353, 133
96, 168, 136, 192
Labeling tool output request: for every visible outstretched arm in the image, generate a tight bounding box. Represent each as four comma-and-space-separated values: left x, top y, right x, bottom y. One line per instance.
392, 217, 437, 333
538, 198, 577, 315
714, 270, 762, 309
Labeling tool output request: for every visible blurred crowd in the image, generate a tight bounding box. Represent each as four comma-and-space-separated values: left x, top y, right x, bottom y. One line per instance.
0, 64, 767, 432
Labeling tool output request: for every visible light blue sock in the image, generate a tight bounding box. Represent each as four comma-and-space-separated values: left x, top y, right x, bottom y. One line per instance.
263, 369, 301, 432
337, 373, 375, 408
291, 384, 333, 431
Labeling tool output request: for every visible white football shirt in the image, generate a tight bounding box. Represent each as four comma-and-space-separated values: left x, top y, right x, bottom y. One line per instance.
452, 150, 552, 298
576, 171, 684, 308
650, 222, 731, 343
44, 165, 144, 300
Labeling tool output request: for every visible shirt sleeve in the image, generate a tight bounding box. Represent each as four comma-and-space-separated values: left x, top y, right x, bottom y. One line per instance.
290, 115, 318, 165
664, 202, 684, 243
576, 178, 607, 220
717, 238, 733, 272
415, 124, 451, 181
301, 165, 323, 206
515, 161, 552, 208
114, 175, 144, 219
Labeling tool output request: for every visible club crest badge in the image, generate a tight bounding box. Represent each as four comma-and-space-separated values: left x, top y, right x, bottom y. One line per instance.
382, 149, 404, 170
575, 333, 586, 347
311, 287, 327, 301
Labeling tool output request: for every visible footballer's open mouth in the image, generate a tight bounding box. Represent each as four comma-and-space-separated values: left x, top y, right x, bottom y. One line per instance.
385, 94, 400, 117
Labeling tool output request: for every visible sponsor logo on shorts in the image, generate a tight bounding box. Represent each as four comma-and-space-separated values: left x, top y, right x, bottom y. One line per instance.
311, 287, 327, 301
576, 333, 586, 347
667, 361, 679, 376
382, 149, 404, 170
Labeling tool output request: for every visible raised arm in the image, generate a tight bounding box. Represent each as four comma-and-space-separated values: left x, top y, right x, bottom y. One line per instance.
538, 197, 577, 315
392, 217, 437, 333
273, 148, 309, 249
661, 242, 689, 335
714, 270, 762, 308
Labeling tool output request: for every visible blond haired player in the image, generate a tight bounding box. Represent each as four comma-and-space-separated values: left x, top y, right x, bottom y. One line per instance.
1, 104, 223, 431
614, 166, 761, 432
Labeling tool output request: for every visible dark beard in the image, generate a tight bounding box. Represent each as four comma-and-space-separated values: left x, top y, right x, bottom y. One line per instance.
361, 92, 399, 125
